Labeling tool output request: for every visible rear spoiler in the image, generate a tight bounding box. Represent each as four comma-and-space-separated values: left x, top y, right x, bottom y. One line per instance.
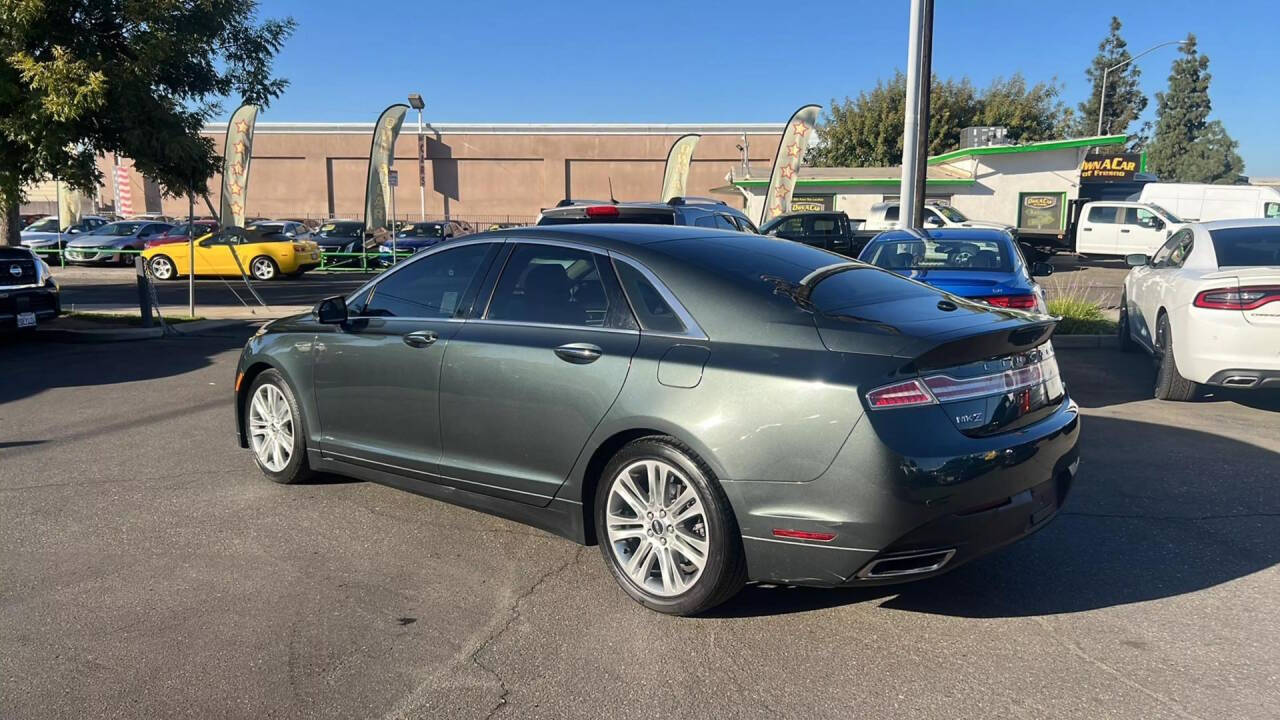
907, 320, 1057, 372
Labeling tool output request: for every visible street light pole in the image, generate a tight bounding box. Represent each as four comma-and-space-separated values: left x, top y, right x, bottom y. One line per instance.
1097, 39, 1188, 136
408, 93, 426, 222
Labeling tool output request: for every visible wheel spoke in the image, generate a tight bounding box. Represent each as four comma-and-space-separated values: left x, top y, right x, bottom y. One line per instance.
624, 541, 654, 584
671, 532, 707, 570
666, 487, 695, 514
647, 461, 665, 506
615, 474, 648, 515
671, 497, 703, 525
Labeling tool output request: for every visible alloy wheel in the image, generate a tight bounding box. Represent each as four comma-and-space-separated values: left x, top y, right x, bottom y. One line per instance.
605, 459, 710, 597
150, 257, 174, 280
251, 257, 276, 280
248, 383, 294, 472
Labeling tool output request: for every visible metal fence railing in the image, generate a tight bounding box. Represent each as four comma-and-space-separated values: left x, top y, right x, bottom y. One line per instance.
31, 246, 438, 274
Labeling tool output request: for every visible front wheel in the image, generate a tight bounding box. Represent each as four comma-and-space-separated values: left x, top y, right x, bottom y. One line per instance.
1118, 291, 1138, 353
596, 437, 746, 616
148, 255, 176, 281
249, 256, 279, 281
1154, 314, 1200, 401
245, 369, 314, 484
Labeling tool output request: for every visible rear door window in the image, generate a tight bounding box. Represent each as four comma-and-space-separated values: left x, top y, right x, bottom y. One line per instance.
1088, 206, 1118, 223
713, 214, 738, 231
614, 259, 686, 334
359, 243, 496, 318
486, 244, 618, 328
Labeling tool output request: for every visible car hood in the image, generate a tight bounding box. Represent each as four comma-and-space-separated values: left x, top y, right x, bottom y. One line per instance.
20, 232, 62, 244
68, 236, 133, 248
955, 220, 1012, 230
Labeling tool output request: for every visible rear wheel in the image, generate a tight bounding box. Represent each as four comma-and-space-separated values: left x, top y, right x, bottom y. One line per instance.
1117, 291, 1138, 353
595, 437, 745, 616
250, 256, 279, 281
1154, 314, 1200, 401
148, 255, 176, 281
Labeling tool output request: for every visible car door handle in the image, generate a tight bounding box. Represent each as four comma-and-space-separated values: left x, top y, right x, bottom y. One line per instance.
1082, 227, 1092, 231
402, 330, 438, 348
554, 343, 603, 364
1120, 228, 1131, 233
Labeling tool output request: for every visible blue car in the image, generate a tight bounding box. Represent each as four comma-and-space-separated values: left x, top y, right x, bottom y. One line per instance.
857, 228, 1052, 311
378, 220, 469, 265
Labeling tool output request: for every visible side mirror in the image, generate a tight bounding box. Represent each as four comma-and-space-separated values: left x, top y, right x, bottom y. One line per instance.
1030, 262, 1055, 277
68, 228, 82, 234
315, 295, 348, 324
1126, 253, 1149, 267
1152, 218, 1165, 231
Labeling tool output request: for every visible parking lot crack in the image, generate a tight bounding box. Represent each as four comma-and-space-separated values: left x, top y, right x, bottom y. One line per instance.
471, 545, 587, 720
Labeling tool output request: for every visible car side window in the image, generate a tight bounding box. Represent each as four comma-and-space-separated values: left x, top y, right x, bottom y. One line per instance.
614, 259, 686, 334
1088, 206, 1118, 223
773, 217, 803, 235
1169, 234, 1195, 268
693, 215, 717, 228
713, 214, 738, 231
883, 205, 899, 222
1127, 208, 1157, 228
736, 217, 759, 234
486, 244, 614, 328
359, 243, 494, 318
1150, 232, 1184, 268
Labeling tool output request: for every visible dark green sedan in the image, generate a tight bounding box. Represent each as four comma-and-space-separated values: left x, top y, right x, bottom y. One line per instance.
234, 225, 1079, 615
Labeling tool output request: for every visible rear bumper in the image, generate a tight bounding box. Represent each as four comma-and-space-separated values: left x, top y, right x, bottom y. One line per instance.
1204, 369, 1280, 390
722, 396, 1080, 587
1176, 309, 1280, 384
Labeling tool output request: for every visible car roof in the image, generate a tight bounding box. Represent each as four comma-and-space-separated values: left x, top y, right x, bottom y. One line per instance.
1197, 218, 1280, 231
871, 227, 1012, 243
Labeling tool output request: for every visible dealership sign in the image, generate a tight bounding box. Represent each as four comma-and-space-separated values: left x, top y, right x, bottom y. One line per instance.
1081, 152, 1142, 182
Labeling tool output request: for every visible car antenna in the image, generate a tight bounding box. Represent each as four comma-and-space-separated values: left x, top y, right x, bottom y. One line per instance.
608, 176, 618, 205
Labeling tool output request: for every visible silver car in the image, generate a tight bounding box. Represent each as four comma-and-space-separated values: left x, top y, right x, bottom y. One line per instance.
64, 221, 173, 265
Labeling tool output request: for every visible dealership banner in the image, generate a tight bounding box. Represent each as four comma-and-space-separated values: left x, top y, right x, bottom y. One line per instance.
219, 104, 259, 228
761, 104, 821, 225
364, 104, 409, 233
659, 134, 701, 202
57, 183, 81, 229
1081, 152, 1143, 182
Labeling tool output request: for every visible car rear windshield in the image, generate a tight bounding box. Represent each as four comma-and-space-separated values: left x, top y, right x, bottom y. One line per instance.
398, 223, 445, 238
24, 218, 59, 232
862, 236, 1012, 272
318, 223, 363, 237
1208, 226, 1280, 267
538, 210, 676, 226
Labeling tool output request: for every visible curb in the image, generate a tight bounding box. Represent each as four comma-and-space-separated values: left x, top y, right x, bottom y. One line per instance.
1052, 334, 1119, 349
36, 324, 165, 343
170, 318, 262, 335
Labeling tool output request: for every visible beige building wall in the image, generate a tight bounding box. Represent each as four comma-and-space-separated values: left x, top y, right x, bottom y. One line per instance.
118, 123, 783, 223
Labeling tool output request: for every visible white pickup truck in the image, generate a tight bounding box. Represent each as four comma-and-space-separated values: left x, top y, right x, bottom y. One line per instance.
1072, 200, 1186, 257
854, 202, 1012, 232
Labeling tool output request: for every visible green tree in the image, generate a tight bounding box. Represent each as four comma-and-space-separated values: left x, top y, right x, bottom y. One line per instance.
1077, 17, 1147, 138
1146, 35, 1244, 183
809, 73, 1069, 168
0, 1, 296, 244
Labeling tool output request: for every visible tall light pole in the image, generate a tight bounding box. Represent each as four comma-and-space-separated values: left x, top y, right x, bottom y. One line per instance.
898, 0, 934, 229
1097, 39, 1188, 136
408, 93, 426, 221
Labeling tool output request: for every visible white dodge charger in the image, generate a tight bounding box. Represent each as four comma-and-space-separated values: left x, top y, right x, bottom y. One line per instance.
1120, 218, 1280, 400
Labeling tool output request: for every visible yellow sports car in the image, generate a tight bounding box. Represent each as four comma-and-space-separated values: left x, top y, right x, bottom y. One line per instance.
142, 229, 321, 281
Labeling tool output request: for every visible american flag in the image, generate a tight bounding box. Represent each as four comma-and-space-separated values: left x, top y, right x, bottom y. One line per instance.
114, 164, 132, 216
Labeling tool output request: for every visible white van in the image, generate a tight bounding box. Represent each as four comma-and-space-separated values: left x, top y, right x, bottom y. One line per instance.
1136, 183, 1280, 222
1074, 201, 1186, 256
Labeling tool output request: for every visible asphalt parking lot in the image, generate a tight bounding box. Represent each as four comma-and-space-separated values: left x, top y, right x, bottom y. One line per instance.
1, 327, 1276, 719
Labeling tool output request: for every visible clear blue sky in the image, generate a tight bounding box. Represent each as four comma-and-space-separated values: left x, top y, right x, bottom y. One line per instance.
253, 0, 1280, 175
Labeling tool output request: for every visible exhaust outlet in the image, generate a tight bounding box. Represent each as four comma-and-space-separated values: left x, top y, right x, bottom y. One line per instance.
856, 548, 956, 579
1222, 376, 1258, 387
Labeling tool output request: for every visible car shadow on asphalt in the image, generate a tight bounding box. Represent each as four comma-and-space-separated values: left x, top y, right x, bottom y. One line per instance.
1056, 348, 1280, 412
710, 412, 1280, 619
0, 326, 256, 405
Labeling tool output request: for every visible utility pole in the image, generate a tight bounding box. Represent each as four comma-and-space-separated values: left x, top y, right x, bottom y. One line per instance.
899, 0, 933, 230
187, 193, 195, 317
1097, 39, 1188, 136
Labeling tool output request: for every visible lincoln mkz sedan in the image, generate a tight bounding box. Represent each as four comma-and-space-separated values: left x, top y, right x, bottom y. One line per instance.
234, 225, 1080, 615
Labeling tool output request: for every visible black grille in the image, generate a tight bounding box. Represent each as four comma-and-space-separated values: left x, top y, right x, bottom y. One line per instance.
1, 259, 36, 287
0, 290, 57, 314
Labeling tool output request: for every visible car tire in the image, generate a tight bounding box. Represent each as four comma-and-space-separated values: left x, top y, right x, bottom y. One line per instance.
1154, 314, 1200, 401
148, 255, 177, 281
245, 369, 314, 484
249, 256, 279, 281
595, 436, 746, 616
1118, 292, 1138, 353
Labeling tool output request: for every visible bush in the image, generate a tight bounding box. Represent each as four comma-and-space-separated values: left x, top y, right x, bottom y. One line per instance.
1048, 295, 1116, 335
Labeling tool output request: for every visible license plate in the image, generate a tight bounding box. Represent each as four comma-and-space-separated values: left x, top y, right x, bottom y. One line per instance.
17, 311, 36, 328
310, 253, 318, 260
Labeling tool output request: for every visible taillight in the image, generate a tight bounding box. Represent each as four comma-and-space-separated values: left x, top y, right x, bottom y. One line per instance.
867, 342, 1061, 409
1193, 286, 1280, 310
585, 205, 619, 217
980, 294, 1037, 309
866, 379, 936, 409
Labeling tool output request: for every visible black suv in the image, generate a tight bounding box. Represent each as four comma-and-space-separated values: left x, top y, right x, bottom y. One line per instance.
760, 211, 871, 257
537, 197, 759, 233
1, 246, 60, 332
